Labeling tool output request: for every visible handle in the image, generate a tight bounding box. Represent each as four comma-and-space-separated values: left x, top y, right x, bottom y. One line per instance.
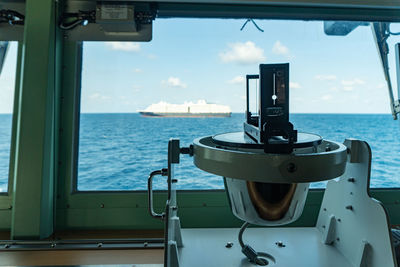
148, 168, 168, 220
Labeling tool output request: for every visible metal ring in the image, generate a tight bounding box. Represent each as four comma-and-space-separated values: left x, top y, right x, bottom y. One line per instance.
193, 136, 347, 183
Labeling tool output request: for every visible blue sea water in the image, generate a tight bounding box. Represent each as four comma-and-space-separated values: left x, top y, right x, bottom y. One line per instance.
1, 113, 400, 192
77, 113, 400, 190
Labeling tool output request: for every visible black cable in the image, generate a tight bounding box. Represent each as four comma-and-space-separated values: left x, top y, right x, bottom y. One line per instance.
0, 9, 25, 25
387, 23, 400, 36
59, 19, 86, 30
59, 10, 94, 30
240, 19, 264, 32
238, 222, 271, 266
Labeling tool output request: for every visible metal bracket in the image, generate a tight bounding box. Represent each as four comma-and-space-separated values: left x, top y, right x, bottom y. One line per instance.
394, 100, 400, 115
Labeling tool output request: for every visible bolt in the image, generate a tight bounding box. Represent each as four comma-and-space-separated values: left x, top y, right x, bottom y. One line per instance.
338, 218, 341, 222
275, 241, 285, 247
51, 243, 56, 248
172, 206, 177, 211
4, 244, 10, 249
345, 205, 353, 211
8, 205, 12, 210
287, 163, 297, 173
336, 238, 340, 242
172, 179, 178, 183
143, 242, 148, 247
97, 242, 102, 248
347, 178, 355, 183
100, 203, 105, 208
323, 208, 327, 211
225, 242, 233, 248
322, 225, 326, 229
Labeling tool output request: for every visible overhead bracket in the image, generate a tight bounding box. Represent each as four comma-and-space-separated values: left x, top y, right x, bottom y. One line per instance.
60, 1, 155, 41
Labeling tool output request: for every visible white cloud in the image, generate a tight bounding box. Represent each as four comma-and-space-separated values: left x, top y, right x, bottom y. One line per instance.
377, 83, 386, 89
315, 75, 337, 81
219, 41, 266, 64
133, 68, 142, 73
321, 94, 333, 101
148, 54, 157, 59
289, 82, 301, 89
341, 78, 365, 86
162, 77, 187, 88
272, 41, 289, 56
89, 93, 110, 100
105, 42, 140, 52
228, 76, 245, 84
343, 86, 354, 91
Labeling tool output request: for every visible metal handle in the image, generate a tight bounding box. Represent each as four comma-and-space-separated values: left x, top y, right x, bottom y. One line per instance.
148, 168, 168, 220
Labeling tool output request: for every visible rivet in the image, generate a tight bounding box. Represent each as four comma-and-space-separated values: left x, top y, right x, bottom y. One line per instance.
172, 206, 177, 211
97, 242, 102, 248
275, 241, 285, 247
347, 178, 355, 183
337, 218, 341, 222
336, 238, 340, 242
100, 203, 105, 208
287, 163, 297, 173
345, 205, 353, 210
4, 244, 10, 249
143, 242, 148, 247
51, 243, 56, 248
225, 242, 233, 248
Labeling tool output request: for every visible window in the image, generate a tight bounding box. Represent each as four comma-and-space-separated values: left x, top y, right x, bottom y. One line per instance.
77, 19, 400, 191
0, 42, 17, 193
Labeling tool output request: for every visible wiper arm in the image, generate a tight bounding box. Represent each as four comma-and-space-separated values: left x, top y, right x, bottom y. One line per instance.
371, 22, 399, 120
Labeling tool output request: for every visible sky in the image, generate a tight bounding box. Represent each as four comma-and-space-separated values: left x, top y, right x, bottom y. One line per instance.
1, 19, 400, 113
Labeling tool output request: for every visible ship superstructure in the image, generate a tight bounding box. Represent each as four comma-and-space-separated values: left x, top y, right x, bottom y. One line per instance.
139, 100, 231, 117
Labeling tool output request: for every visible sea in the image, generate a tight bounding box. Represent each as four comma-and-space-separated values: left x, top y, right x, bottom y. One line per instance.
1, 113, 400, 192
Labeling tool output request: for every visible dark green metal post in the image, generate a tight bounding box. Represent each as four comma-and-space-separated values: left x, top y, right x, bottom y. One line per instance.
11, 0, 58, 239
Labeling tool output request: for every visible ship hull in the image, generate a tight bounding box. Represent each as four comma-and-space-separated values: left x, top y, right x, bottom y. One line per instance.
139, 112, 231, 118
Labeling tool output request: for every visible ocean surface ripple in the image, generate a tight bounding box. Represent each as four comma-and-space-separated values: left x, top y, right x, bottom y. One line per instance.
1, 113, 400, 192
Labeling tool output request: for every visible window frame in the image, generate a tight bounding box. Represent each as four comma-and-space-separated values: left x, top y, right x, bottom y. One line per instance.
0, 42, 22, 230
57, 38, 400, 231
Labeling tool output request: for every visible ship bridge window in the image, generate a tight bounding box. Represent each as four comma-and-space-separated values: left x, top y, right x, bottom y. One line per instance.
0, 41, 17, 193
76, 19, 400, 191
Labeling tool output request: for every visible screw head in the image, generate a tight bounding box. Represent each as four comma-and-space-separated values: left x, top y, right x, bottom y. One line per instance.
225, 242, 233, 248
287, 163, 297, 173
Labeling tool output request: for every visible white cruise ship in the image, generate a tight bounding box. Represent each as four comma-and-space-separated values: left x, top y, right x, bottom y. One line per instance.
139, 100, 231, 117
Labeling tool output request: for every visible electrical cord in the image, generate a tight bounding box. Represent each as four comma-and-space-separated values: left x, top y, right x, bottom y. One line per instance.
238, 222, 273, 266
59, 19, 88, 30
59, 10, 95, 30
0, 9, 24, 25
240, 19, 264, 32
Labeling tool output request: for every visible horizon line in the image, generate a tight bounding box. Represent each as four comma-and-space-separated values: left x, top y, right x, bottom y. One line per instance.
0, 112, 393, 115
